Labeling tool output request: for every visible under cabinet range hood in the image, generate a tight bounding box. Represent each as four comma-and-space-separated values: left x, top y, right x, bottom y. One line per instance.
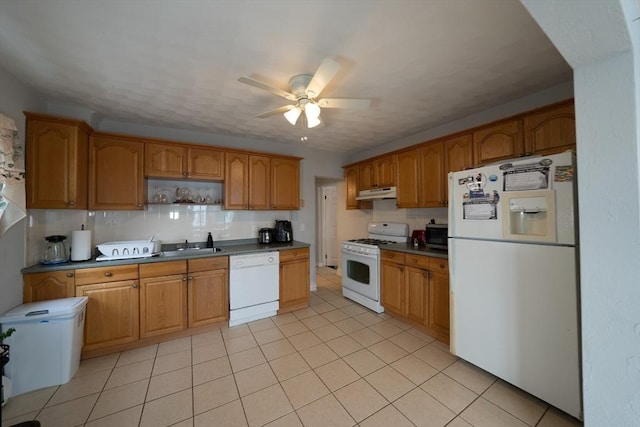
356, 187, 397, 200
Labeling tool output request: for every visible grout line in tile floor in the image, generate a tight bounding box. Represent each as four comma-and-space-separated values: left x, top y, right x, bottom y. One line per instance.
1, 267, 582, 427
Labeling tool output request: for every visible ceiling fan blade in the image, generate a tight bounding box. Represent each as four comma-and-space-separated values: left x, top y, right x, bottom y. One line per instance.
306, 58, 341, 98
317, 98, 371, 109
256, 105, 296, 118
238, 76, 297, 101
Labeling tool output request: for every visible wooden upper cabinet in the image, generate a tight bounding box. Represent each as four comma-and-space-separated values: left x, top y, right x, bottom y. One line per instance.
249, 155, 270, 210
375, 155, 396, 188
25, 113, 92, 209
145, 142, 186, 179
344, 165, 372, 210
89, 133, 145, 210
396, 148, 421, 208
145, 142, 223, 181
358, 156, 396, 190
524, 100, 576, 155
224, 152, 249, 209
444, 133, 473, 173
358, 161, 375, 190
271, 157, 300, 210
420, 141, 446, 207
188, 147, 224, 180
473, 119, 524, 165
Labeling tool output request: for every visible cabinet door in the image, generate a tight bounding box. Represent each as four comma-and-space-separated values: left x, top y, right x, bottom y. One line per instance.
271, 157, 300, 210
381, 260, 404, 316
76, 280, 140, 351
405, 266, 428, 324
89, 135, 145, 210
396, 148, 421, 208
375, 155, 396, 187
25, 117, 89, 209
224, 152, 249, 209
428, 271, 450, 342
524, 101, 576, 155
145, 142, 186, 179
188, 147, 224, 180
188, 269, 228, 327
279, 255, 310, 313
420, 141, 446, 207
473, 119, 524, 165
444, 133, 473, 173
249, 155, 270, 210
140, 274, 188, 338
23, 270, 75, 303
344, 166, 371, 210
358, 162, 375, 190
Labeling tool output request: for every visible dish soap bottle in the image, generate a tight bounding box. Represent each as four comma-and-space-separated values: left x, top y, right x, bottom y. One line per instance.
206, 232, 214, 248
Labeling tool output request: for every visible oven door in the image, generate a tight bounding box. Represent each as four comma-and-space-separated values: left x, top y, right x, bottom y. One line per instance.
341, 249, 379, 301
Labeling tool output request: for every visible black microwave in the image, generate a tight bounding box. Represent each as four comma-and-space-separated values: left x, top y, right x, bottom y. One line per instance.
425, 224, 448, 250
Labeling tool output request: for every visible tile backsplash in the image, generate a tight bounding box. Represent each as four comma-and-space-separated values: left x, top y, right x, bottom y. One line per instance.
26, 206, 292, 265
371, 199, 447, 231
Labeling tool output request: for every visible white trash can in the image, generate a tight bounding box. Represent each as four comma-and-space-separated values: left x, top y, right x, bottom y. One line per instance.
0, 297, 88, 397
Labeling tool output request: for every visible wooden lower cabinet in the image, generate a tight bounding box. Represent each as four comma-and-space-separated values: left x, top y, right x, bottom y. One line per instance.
187, 257, 229, 327
279, 248, 310, 313
139, 261, 188, 338
76, 280, 140, 352
23, 270, 75, 303
380, 250, 450, 343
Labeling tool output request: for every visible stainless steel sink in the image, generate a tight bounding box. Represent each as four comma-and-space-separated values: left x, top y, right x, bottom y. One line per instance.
161, 247, 225, 257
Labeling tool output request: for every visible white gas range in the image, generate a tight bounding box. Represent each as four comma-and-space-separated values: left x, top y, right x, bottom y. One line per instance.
341, 222, 409, 313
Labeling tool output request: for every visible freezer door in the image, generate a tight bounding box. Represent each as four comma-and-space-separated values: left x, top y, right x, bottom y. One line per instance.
449, 238, 581, 418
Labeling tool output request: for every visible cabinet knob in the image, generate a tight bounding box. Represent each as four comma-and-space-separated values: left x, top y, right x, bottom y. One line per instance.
68, 200, 75, 206
439, 263, 445, 269
137, 203, 143, 208
188, 276, 193, 281
66, 272, 74, 278
104, 272, 113, 277
132, 283, 138, 288
182, 276, 187, 281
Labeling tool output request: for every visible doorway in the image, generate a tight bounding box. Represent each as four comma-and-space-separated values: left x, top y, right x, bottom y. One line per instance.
316, 180, 339, 268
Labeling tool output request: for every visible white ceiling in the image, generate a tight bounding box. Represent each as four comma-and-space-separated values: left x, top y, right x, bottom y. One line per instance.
0, 0, 571, 154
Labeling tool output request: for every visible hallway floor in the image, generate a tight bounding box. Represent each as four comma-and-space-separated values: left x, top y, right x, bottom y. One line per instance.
1, 267, 582, 427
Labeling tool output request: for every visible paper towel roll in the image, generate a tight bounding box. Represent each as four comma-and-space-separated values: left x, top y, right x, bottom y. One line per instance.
71, 230, 92, 261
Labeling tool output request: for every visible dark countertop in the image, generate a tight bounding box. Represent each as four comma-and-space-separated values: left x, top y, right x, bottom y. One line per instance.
22, 240, 310, 274
382, 243, 448, 259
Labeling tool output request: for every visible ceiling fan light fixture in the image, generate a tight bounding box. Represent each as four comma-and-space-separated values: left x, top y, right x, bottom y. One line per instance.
305, 102, 321, 119
284, 107, 301, 125
306, 114, 321, 128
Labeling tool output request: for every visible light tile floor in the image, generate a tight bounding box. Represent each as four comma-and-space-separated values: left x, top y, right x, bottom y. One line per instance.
1, 267, 583, 427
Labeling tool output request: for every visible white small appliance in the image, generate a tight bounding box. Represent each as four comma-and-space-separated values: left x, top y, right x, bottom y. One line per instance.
341, 222, 408, 313
448, 151, 581, 419
229, 251, 279, 326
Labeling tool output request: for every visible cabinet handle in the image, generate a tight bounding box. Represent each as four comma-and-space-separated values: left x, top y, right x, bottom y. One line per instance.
68, 200, 75, 206
66, 272, 74, 278
182, 276, 187, 281
188, 276, 193, 281
132, 283, 138, 288
439, 263, 445, 269
183, 172, 188, 177
104, 272, 113, 277
136, 203, 143, 208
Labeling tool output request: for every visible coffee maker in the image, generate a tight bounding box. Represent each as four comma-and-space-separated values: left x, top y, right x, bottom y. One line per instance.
273, 220, 293, 242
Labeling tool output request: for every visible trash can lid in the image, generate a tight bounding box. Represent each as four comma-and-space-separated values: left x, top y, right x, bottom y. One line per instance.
0, 297, 88, 324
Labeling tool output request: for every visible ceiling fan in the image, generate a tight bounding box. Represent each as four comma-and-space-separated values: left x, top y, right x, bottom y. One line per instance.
238, 57, 371, 128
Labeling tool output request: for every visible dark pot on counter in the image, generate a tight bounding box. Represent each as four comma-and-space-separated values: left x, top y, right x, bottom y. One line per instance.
258, 228, 274, 244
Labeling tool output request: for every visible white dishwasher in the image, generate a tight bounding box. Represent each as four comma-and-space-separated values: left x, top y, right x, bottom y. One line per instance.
229, 251, 279, 327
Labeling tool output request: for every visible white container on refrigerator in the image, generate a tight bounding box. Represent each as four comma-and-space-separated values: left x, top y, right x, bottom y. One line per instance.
0, 297, 88, 397
447, 151, 582, 419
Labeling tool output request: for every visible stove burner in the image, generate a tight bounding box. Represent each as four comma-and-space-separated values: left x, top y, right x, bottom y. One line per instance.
347, 239, 395, 246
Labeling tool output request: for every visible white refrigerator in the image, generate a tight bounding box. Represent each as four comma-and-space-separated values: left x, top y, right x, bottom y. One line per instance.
448, 151, 581, 419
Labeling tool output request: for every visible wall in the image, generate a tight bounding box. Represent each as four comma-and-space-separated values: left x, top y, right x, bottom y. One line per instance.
522, 0, 640, 425
0, 66, 44, 314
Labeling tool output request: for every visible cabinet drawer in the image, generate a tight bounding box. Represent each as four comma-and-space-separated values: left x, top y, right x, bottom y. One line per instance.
381, 250, 405, 264
75, 265, 138, 285
405, 254, 430, 269
279, 247, 309, 262
139, 260, 187, 278
429, 257, 449, 274
188, 256, 228, 273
